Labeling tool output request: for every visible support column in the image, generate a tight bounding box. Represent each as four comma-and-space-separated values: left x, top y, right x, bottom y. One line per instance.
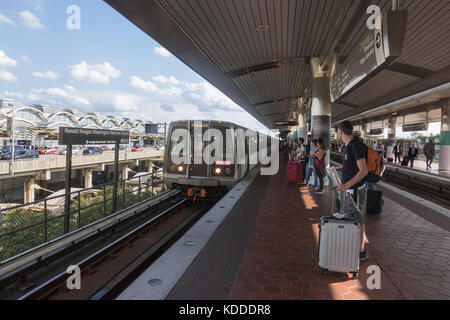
84, 169, 93, 189
440, 98, 450, 171
149, 161, 154, 173
122, 165, 129, 180
387, 115, 396, 162
297, 99, 308, 142
310, 57, 332, 149
24, 176, 35, 204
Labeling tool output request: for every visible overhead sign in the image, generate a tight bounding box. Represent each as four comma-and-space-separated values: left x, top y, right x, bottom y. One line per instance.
275, 121, 298, 127
369, 128, 383, 136
59, 127, 130, 145
330, 10, 408, 102
403, 123, 428, 132
145, 124, 166, 135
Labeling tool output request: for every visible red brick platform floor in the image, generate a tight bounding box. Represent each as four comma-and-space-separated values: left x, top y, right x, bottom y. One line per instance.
230, 162, 450, 300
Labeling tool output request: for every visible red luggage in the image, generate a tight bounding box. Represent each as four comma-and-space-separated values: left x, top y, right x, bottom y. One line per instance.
287, 160, 303, 183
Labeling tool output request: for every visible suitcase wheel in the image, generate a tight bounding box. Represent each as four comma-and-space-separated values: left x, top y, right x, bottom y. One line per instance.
352, 272, 359, 280
320, 268, 328, 275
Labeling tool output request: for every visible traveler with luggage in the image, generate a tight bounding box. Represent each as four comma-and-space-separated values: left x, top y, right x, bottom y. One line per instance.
293, 138, 307, 182
393, 143, 402, 164
311, 138, 327, 194
424, 140, 435, 170
305, 139, 319, 189
335, 121, 369, 261
408, 144, 419, 168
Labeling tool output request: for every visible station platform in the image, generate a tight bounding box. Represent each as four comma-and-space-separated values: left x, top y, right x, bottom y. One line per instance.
387, 159, 450, 179
119, 161, 450, 300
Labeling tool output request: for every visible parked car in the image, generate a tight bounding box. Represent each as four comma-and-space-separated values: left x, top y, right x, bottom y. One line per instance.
59, 147, 80, 155
131, 145, 144, 152
1, 146, 24, 155
100, 146, 112, 151
38, 147, 58, 155
2, 150, 38, 160
83, 146, 104, 155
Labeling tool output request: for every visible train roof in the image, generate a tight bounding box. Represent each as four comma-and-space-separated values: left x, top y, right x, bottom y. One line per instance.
167, 120, 266, 133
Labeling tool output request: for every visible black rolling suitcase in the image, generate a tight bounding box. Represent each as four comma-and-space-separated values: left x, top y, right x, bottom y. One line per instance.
366, 190, 383, 215
401, 156, 409, 167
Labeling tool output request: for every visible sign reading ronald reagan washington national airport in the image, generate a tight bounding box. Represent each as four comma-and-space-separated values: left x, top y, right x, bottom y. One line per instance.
59, 127, 130, 145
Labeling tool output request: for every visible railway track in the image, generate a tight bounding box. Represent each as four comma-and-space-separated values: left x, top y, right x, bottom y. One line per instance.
15, 196, 218, 300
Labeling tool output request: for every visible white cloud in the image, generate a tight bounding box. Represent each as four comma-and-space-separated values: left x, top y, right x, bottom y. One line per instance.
153, 75, 180, 85
32, 70, 60, 79
29, 87, 90, 106
0, 70, 18, 81
21, 55, 31, 63
0, 14, 15, 26
19, 11, 44, 29
2, 91, 24, 99
129, 76, 158, 92
0, 50, 18, 67
70, 61, 121, 84
153, 46, 171, 58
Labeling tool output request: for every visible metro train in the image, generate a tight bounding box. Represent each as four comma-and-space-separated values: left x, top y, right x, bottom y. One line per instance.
163, 120, 274, 198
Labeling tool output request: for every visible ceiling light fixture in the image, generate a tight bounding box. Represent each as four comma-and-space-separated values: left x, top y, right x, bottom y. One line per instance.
256, 24, 269, 32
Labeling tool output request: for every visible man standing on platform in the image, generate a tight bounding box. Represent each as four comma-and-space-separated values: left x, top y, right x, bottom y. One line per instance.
335, 121, 369, 261
408, 144, 419, 168
424, 140, 435, 170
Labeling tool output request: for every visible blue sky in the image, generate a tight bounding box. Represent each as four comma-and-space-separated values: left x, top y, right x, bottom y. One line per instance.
0, 0, 272, 133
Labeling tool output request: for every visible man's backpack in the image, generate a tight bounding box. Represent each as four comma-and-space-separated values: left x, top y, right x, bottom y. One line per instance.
365, 145, 385, 183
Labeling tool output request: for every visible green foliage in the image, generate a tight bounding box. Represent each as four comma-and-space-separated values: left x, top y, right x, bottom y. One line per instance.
0, 183, 161, 262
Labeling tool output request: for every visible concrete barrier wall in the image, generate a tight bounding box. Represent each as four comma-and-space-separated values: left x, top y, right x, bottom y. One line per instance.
0, 149, 163, 178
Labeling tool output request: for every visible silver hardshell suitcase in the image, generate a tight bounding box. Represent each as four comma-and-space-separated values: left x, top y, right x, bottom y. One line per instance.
318, 216, 360, 279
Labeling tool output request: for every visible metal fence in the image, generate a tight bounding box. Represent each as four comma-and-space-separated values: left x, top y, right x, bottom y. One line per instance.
0, 171, 166, 262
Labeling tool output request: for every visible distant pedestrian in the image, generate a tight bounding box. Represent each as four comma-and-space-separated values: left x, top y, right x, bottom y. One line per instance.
393, 143, 402, 164
375, 142, 384, 158
312, 138, 327, 194
423, 140, 435, 170
305, 139, 319, 189
408, 144, 419, 168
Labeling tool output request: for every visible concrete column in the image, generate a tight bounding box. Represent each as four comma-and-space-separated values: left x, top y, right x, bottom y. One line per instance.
122, 165, 130, 180
297, 100, 308, 142
440, 98, 450, 171
310, 57, 332, 149
84, 169, 93, 189
387, 115, 396, 162
149, 161, 154, 173
24, 176, 35, 204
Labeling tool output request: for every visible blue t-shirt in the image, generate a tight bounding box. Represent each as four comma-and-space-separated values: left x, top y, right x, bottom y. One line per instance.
342, 139, 367, 189
308, 147, 318, 168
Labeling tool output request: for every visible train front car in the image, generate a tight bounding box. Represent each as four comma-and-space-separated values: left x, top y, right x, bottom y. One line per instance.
163, 120, 255, 200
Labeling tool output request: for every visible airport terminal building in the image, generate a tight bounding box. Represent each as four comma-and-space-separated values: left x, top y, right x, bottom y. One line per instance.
0, 99, 165, 147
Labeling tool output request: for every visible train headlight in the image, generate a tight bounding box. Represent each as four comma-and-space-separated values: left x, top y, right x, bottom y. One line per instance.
178, 166, 184, 172
225, 167, 231, 175
215, 168, 222, 174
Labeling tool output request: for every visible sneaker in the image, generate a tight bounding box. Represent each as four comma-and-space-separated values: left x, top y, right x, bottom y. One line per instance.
316, 190, 324, 194
359, 251, 368, 261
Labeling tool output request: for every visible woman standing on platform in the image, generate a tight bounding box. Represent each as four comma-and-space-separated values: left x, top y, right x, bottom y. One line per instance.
312, 138, 327, 194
